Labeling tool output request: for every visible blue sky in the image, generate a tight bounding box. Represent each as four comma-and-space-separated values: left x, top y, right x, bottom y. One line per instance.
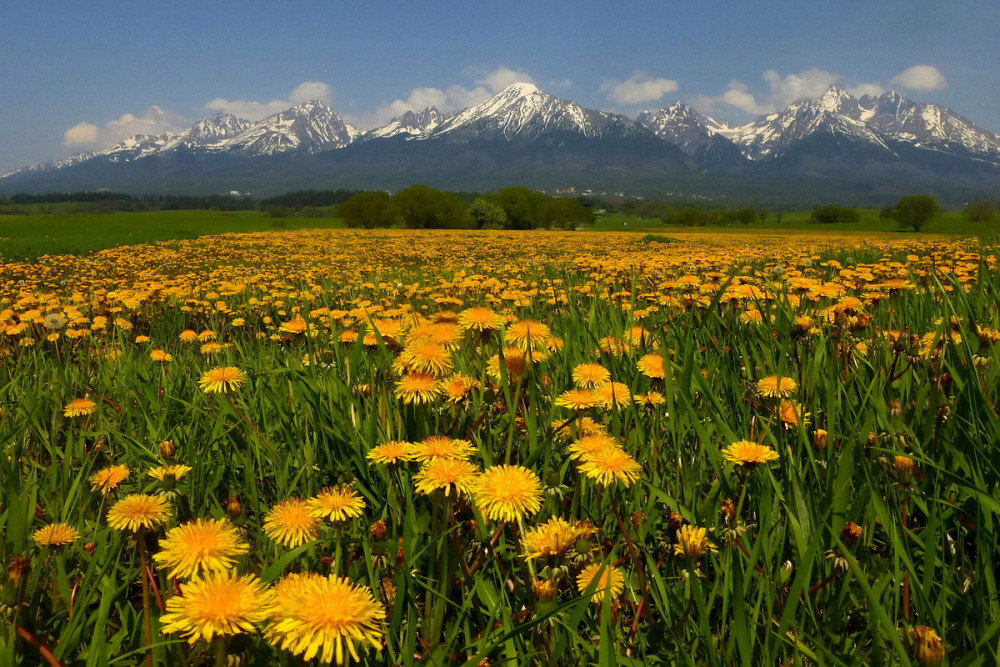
3, 0, 999, 173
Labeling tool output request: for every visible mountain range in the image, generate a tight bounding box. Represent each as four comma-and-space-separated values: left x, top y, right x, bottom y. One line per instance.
3, 82, 999, 206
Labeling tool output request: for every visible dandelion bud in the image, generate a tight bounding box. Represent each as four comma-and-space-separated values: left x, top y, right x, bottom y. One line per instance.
895, 455, 917, 484
868, 432, 877, 446
720, 498, 736, 522
907, 626, 945, 667
841, 522, 863, 545
889, 400, 903, 417
84, 542, 96, 556
159, 472, 177, 492
226, 495, 243, 520
813, 429, 829, 449
533, 578, 556, 601
5, 554, 29, 587
667, 511, 684, 531
158, 440, 175, 459
395, 538, 406, 570
370, 519, 388, 540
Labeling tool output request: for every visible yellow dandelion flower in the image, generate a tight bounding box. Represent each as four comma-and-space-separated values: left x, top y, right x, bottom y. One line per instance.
593, 381, 632, 408
441, 373, 479, 403
198, 366, 246, 394
279, 316, 308, 335
32, 523, 80, 547
63, 397, 97, 417
555, 388, 599, 411
571, 363, 610, 388
636, 353, 665, 379
307, 486, 366, 522
756, 374, 797, 398
265, 573, 384, 665
486, 347, 530, 382
722, 440, 779, 467
410, 436, 477, 462
160, 571, 274, 645
393, 373, 442, 404
90, 464, 130, 494
521, 517, 596, 560
366, 441, 413, 465
568, 433, 621, 460
263, 498, 321, 548
147, 464, 192, 482
473, 465, 543, 523
154, 518, 249, 579
179, 329, 199, 343
457, 306, 504, 332
399, 342, 453, 377
199, 342, 223, 355
504, 320, 551, 350
107, 494, 172, 532
674, 525, 716, 559
150, 349, 173, 362
578, 447, 642, 487
907, 626, 945, 667
413, 458, 480, 497
576, 563, 625, 604
552, 417, 606, 442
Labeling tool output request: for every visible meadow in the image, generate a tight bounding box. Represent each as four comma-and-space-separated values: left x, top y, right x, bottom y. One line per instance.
1, 226, 997, 665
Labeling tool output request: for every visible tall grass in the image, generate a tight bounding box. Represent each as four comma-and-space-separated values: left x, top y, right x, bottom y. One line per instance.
0, 229, 996, 665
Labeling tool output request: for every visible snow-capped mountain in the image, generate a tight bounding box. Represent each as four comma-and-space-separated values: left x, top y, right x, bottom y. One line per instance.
856, 91, 1000, 159
160, 113, 254, 152
721, 88, 894, 161
3, 82, 999, 202
426, 82, 647, 141
636, 102, 731, 154
365, 107, 445, 140
224, 101, 362, 156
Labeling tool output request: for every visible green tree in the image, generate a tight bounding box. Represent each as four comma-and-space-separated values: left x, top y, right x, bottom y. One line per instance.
963, 199, 997, 222
810, 204, 860, 224
391, 185, 472, 229
892, 195, 939, 232
496, 187, 548, 230
536, 197, 594, 230
337, 191, 394, 228
468, 197, 508, 229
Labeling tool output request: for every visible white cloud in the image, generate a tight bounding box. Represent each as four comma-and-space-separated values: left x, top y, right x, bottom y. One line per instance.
349, 66, 539, 129
697, 68, 883, 116
890, 65, 947, 91
601, 71, 679, 105
63, 106, 185, 149
204, 81, 334, 121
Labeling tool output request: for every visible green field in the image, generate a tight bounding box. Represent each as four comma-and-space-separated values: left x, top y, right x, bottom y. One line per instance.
0, 210, 344, 260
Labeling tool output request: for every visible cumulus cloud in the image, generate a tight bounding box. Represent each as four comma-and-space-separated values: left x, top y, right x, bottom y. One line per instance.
601, 71, 679, 105
696, 68, 883, 116
204, 81, 333, 121
890, 65, 947, 91
349, 66, 538, 129
62, 106, 186, 150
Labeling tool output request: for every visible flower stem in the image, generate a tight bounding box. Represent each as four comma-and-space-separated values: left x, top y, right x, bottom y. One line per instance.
138, 529, 153, 667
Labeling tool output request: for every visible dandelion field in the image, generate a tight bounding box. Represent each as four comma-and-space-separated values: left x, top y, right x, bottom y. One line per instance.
1, 227, 998, 665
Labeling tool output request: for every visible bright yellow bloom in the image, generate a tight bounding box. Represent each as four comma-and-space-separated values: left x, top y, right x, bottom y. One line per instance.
409, 436, 477, 462
366, 441, 413, 465
571, 363, 610, 388
636, 353, 665, 379
63, 398, 97, 417
576, 563, 625, 604
521, 517, 596, 560
399, 342, 453, 377
307, 486, 366, 522
756, 374, 797, 398
907, 626, 945, 666
457, 306, 503, 332
198, 366, 246, 393
90, 464, 130, 494
578, 447, 642, 487
147, 464, 192, 482
107, 494, 172, 532
154, 518, 249, 579
554, 388, 598, 411
722, 440, 779, 467
568, 433, 620, 460
473, 465, 543, 523
160, 571, 274, 645
413, 458, 479, 497
266, 574, 384, 665
32, 523, 80, 547
263, 498, 321, 548
150, 349, 173, 362
674, 525, 716, 559
504, 319, 551, 350
393, 373, 442, 404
